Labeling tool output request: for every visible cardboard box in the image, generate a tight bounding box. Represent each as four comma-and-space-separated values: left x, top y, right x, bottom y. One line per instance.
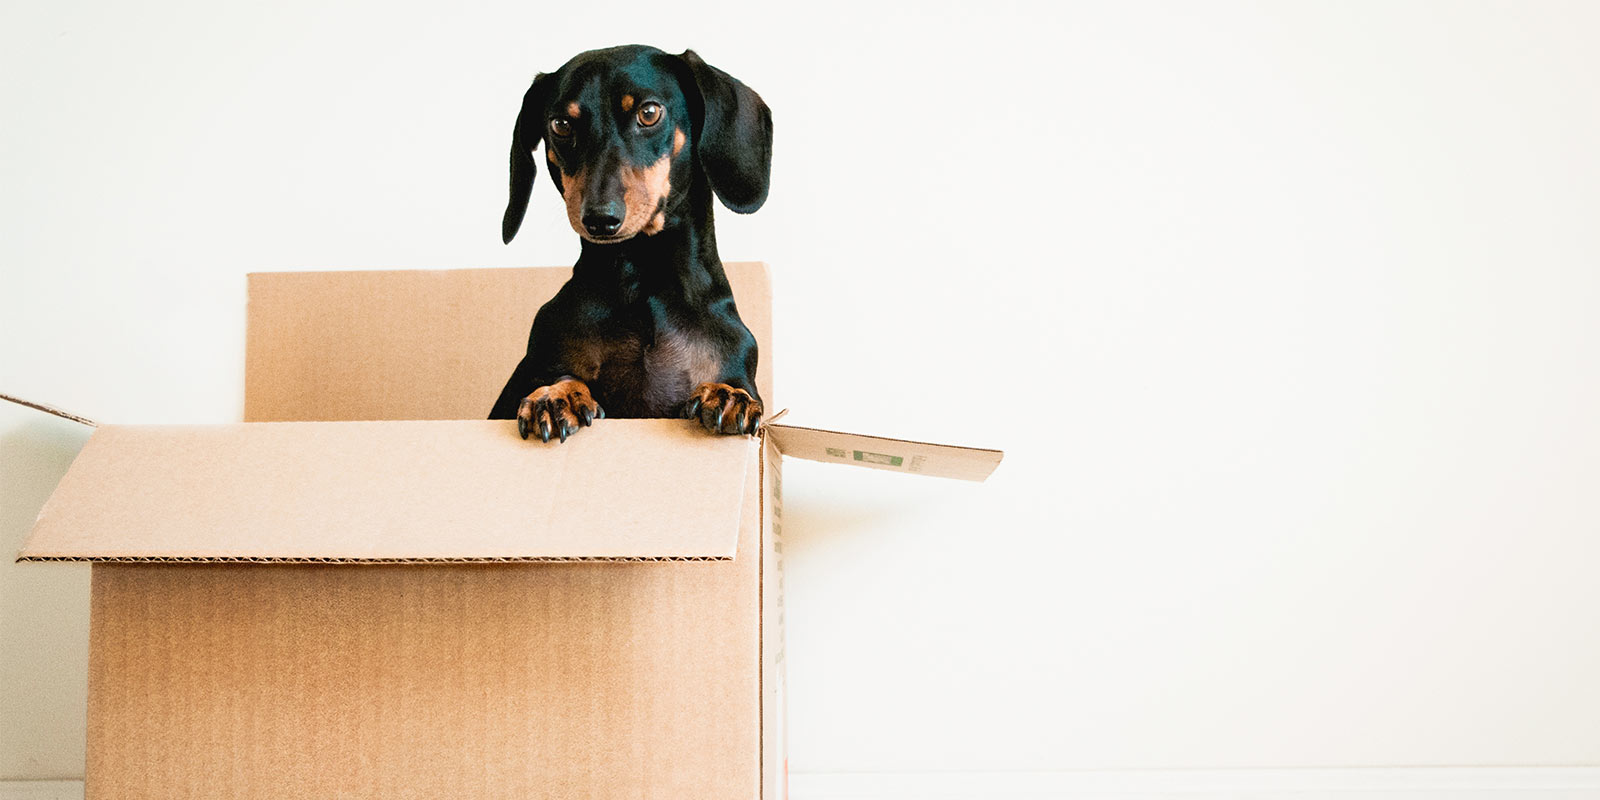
11, 262, 1001, 799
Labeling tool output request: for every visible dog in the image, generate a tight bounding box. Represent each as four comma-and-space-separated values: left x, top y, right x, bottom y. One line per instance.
489, 45, 772, 443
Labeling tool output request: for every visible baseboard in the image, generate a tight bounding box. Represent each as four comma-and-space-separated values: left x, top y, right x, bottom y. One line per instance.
787, 767, 1600, 799
7, 769, 1600, 799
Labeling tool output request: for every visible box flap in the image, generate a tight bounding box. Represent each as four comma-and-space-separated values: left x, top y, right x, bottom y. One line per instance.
765, 423, 1002, 482
18, 419, 756, 563
244, 263, 773, 423
0, 391, 97, 426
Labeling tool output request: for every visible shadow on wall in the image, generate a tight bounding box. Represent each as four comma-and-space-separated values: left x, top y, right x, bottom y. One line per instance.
0, 416, 93, 779
779, 463, 950, 559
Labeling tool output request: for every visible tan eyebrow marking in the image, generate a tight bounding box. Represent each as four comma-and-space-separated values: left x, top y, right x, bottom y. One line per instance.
620, 94, 635, 112
566, 102, 581, 118
672, 128, 685, 157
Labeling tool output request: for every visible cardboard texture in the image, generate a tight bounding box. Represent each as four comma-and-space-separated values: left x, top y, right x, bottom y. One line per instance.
11, 261, 1001, 799
767, 423, 1003, 482
244, 264, 773, 422
20, 420, 755, 562
759, 430, 788, 800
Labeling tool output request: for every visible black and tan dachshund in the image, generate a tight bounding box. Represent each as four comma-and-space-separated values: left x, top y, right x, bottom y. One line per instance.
489, 45, 772, 443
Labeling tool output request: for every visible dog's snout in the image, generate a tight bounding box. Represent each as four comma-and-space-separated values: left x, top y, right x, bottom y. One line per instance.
584, 215, 622, 237
582, 205, 624, 238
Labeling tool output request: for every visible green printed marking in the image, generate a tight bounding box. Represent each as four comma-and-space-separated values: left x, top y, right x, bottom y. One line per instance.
853, 450, 904, 467
826, 447, 848, 458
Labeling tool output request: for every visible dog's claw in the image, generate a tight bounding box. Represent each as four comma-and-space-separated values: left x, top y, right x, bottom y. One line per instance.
685, 382, 762, 437
516, 379, 599, 444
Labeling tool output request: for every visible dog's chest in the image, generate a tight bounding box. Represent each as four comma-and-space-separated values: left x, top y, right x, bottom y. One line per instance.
589, 325, 721, 416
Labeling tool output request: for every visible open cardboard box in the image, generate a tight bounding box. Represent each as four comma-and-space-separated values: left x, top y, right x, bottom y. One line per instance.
9, 263, 1001, 799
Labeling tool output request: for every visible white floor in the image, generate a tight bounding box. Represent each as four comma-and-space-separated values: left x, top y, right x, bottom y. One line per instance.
7, 769, 1600, 799
791, 769, 1600, 799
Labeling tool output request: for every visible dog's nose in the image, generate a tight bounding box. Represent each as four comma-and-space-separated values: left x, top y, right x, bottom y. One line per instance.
582, 210, 624, 238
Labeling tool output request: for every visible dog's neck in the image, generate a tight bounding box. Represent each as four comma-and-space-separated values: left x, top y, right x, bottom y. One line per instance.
571, 178, 730, 304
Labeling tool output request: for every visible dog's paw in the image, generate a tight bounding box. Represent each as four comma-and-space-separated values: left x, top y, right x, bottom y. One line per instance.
518, 379, 603, 443
684, 383, 762, 435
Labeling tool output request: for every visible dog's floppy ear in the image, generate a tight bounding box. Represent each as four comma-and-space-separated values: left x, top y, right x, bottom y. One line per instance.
675, 50, 773, 214
503, 72, 554, 244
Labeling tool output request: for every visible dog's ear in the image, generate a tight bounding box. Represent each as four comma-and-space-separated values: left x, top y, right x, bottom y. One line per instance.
675, 50, 773, 214
503, 72, 554, 244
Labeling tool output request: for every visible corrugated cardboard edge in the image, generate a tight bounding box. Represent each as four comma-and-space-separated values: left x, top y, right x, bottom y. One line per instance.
759, 425, 769, 797
20, 554, 732, 564
17, 418, 757, 565
757, 424, 786, 800
0, 392, 97, 427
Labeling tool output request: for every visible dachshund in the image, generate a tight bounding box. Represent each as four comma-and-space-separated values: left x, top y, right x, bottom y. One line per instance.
489, 45, 772, 443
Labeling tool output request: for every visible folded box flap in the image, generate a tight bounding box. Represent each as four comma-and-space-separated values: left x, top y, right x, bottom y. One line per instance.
18, 419, 756, 563
765, 423, 1003, 481
0, 392, 96, 427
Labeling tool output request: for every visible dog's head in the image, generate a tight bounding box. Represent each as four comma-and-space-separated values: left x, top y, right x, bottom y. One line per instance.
501, 45, 773, 245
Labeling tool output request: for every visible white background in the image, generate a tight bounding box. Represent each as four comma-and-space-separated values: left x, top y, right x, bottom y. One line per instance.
4, 0, 1600, 785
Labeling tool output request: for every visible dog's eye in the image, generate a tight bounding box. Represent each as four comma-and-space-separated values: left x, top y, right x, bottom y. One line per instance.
636, 102, 663, 127
549, 118, 573, 137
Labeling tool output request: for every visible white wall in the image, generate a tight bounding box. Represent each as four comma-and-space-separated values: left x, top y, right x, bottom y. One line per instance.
4, 0, 1600, 782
